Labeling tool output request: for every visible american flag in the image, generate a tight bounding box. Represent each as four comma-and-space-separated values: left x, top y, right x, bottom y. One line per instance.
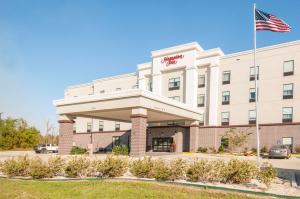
255, 9, 291, 32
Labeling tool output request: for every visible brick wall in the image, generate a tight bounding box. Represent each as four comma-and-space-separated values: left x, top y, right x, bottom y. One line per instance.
58, 120, 74, 154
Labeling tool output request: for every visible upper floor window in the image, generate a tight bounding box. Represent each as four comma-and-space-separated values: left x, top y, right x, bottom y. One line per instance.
282, 107, 293, 123
198, 75, 205, 88
115, 122, 120, 131
248, 110, 256, 124
250, 66, 259, 81
148, 81, 153, 91
116, 88, 121, 91
249, 88, 256, 102
221, 112, 230, 126
199, 114, 204, 126
99, 121, 104, 132
87, 122, 92, 133
222, 91, 230, 105
222, 71, 231, 85
197, 94, 205, 107
168, 77, 180, 90
283, 83, 293, 99
283, 60, 294, 76
169, 96, 180, 102
100, 90, 105, 94
132, 84, 138, 89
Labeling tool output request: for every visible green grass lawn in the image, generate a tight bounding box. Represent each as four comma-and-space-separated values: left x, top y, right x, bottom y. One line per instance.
0, 179, 264, 199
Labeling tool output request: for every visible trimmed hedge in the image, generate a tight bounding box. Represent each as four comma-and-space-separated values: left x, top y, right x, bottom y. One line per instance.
0, 156, 277, 188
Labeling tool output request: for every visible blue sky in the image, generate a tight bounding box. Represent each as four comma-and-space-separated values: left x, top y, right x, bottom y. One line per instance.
0, 0, 299, 134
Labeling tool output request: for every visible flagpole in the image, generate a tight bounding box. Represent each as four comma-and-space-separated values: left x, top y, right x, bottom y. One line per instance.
253, 3, 260, 167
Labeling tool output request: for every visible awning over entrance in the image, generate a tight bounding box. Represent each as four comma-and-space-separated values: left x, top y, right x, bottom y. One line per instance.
53, 89, 202, 122
54, 89, 203, 156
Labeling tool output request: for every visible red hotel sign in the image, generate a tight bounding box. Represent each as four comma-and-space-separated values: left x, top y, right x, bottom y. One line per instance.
161, 54, 184, 66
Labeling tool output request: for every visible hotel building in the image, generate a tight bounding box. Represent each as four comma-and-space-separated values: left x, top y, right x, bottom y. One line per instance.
53, 40, 300, 156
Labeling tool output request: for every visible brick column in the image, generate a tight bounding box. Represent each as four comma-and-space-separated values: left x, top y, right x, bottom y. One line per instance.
130, 108, 147, 156
189, 121, 200, 152
58, 116, 74, 155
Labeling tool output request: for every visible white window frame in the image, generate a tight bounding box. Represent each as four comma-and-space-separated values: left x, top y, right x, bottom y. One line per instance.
221, 112, 230, 123
168, 77, 180, 90
283, 83, 293, 98
222, 71, 231, 84
87, 122, 92, 132
197, 94, 205, 107
222, 91, 230, 104
283, 60, 294, 75
282, 107, 293, 120
198, 75, 205, 87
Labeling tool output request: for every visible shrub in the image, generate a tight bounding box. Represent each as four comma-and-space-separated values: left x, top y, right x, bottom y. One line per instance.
206, 160, 227, 182
70, 146, 87, 155
130, 157, 154, 178
112, 145, 129, 156
218, 145, 225, 153
169, 158, 186, 181
186, 160, 209, 182
251, 148, 257, 154
2, 156, 30, 177
224, 159, 258, 184
152, 160, 172, 181
258, 162, 277, 187
260, 146, 268, 153
64, 156, 90, 178
197, 147, 208, 153
97, 155, 128, 178
209, 147, 217, 153
47, 156, 65, 177
29, 157, 49, 179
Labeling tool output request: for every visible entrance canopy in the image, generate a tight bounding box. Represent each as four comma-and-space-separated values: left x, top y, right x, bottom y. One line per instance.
53, 89, 202, 122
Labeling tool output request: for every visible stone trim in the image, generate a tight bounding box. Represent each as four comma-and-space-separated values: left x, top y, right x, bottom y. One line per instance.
74, 130, 130, 134
130, 114, 148, 119
58, 120, 74, 123
199, 122, 300, 128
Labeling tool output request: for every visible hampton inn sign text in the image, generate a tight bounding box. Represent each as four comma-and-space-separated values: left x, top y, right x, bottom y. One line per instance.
161, 54, 184, 66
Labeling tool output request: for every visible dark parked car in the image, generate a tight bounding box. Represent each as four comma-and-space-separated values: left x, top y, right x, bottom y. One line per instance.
269, 145, 291, 159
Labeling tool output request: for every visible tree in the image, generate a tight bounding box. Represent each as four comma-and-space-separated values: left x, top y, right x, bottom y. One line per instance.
0, 117, 40, 150
222, 128, 252, 152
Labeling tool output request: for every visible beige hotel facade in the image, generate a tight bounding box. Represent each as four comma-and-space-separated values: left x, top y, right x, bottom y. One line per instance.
54, 40, 300, 156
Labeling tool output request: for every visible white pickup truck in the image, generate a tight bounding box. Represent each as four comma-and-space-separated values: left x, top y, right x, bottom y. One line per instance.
34, 144, 58, 153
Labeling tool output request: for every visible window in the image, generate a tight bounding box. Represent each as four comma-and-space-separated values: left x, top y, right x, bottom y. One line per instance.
87, 122, 92, 133
168, 77, 180, 90
132, 84, 138, 89
148, 81, 152, 91
115, 122, 120, 131
283, 84, 293, 99
248, 110, 256, 124
116, 88, 121, 91
221, 112, 230, 125
112, 136, 121, 148
222, 91, 230, 105
283, 60, 294, 76
249, 88, 256, 102
99, 121, 104, 132
197, 94, 205, 107
199, 114, 204, 126
100, 90, 105, 94
222, 71, 231, 84
250, 66, 259, 81
198, 75, 205, 88
282, 107, 293, 123
73, 123, 76, 133
169, 96, 180, 101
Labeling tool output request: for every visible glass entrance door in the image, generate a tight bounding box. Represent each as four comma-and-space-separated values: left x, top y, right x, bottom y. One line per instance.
152, 137, 173, 152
